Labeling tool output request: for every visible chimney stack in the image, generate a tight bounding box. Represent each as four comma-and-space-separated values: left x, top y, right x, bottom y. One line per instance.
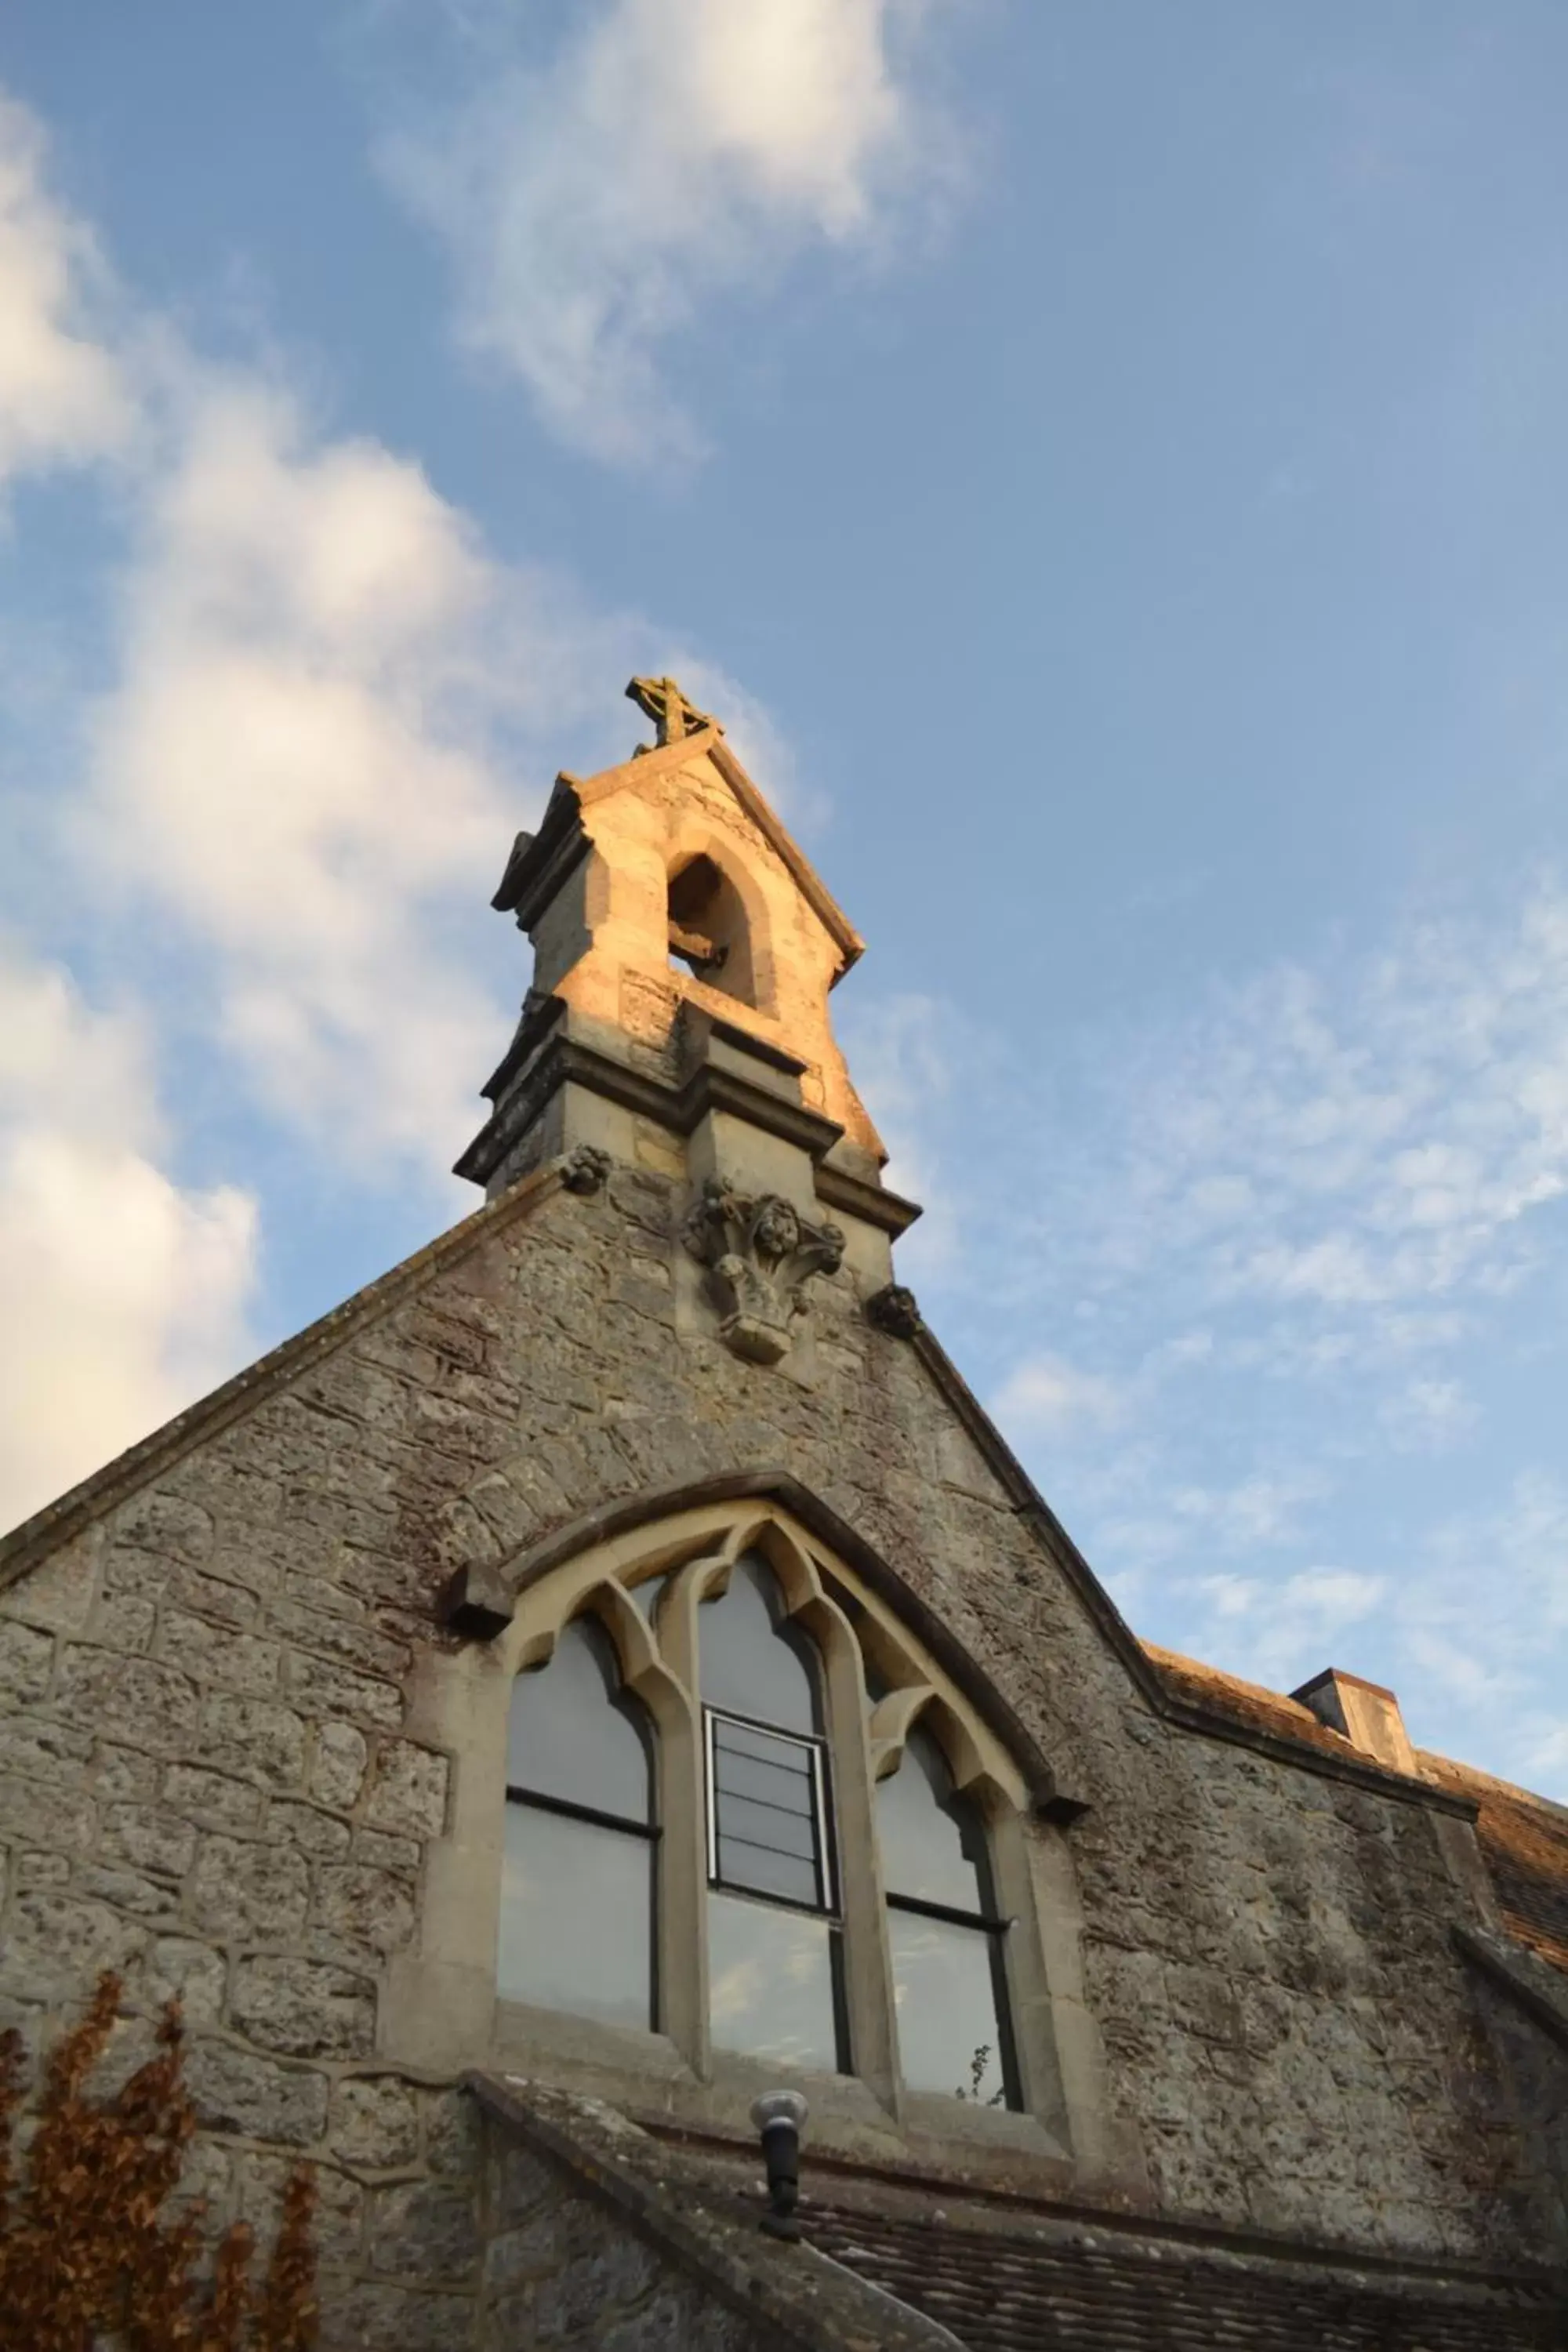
1291, 1669, 1416, 1775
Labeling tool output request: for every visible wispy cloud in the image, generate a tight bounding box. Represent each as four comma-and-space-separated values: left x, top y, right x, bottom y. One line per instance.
376, 0, 959, 463
0, 93, 133, 488
0, 947, 256, 1532
857, 885, 1568, 1790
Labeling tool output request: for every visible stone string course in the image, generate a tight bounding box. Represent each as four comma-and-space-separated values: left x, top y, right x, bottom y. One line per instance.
0, 1165, 1563, 2339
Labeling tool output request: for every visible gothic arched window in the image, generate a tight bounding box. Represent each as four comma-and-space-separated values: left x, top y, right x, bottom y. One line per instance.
699, 1555, 846, 2074
498, 1614, 655, 2032
877, 1724, 1020, 2108
413, 1500, 1073, 2152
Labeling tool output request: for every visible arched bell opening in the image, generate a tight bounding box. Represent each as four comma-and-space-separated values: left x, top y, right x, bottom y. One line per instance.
666, 851, 758, 1006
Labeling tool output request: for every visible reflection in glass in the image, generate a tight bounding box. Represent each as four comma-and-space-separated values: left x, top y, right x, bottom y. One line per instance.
877, 1725, 1019, 2108
500, 1613, 656, 2034
700, 1555, 818, 1733
887, 1907, 1007, 2104
507, 1618, 651, 1820
499, 1805, 652, 2029
710, 1717, 824, 1908
877, 1727, 988, 1911
708, 1890, 842, 2072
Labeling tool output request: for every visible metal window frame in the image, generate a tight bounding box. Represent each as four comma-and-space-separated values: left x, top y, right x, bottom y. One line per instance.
703, 1704, 839, 1919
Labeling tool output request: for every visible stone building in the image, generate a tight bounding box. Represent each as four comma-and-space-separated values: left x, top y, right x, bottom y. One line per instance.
2, 676, 1566, 2349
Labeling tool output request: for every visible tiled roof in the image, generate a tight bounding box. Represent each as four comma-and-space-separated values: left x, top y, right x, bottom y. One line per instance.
804, 2201, 1566, 2351
1142, 1642, 1568, 1979
1421, 1751, 1568, 1975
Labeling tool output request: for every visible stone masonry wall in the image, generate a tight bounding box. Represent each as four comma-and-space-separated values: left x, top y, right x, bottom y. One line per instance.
0, 1161, 1553, 2321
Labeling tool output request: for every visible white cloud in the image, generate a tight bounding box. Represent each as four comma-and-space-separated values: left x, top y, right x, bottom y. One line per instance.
78, 372, 633, 1177
1177, 1563, 1386, 1693
993, 1352, 1123, 1441
0, 93, 132, 487
0, 947, 256, 1534
378, 0, 956, 461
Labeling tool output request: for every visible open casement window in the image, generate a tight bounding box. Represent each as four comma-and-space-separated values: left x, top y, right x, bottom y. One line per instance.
499, 1615, 656, 2032
448, 1498, 1071, 2145
699, 1556, 848, 2074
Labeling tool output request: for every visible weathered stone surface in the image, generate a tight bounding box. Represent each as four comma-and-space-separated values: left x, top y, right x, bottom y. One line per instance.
0, 1619, 53, 1706
198, 1694, 306, 1791
267, 1800, 353, 1860
314, 1864, 416, 1956
184, 2037, 328, 2145
101, 1802, 198, 1880
330, 2074, 421, 2170
231, 1955, 376, 2059
370, 2178, 482, 2283
364, 1740, 448, 1839
57, 1646, 199, 1751
137, 1935, 227, 2027
234, 2146, 365, 2267
0, 1892, 145, 1991
109, 1491, 214, 1561
158, 1609, 281, 1695
288, 1653, 403, 1733
310, 1720, 368, 1812
189, 1835, 310, 1943
162, 1761, 265, 1831
318, 2283, 469, 2352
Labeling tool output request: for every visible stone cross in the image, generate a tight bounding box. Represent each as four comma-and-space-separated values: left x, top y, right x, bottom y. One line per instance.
626, 674, 720, 746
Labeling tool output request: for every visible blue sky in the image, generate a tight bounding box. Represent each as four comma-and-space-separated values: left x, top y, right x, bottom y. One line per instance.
3, 2, 1568, 1795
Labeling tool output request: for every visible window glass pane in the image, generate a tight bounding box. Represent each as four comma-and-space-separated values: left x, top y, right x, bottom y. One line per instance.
506, 1617, 651, 1823
710, 1715, 823, 1907
700, 1554, 818, 1733
499, 1803, 652, 2031
888, 1907, 1009, 2106
708, 1890, 842, 2072
629, 1573, 667, 1623
877, 1727, 989, 1913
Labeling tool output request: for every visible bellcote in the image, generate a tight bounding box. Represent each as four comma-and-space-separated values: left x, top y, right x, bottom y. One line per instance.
456, 679, 919, 1303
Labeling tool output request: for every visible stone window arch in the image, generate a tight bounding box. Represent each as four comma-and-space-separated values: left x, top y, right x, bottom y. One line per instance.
397, 1488, 1094, 2158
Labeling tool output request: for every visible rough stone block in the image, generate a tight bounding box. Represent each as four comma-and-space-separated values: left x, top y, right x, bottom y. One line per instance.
231, 1955, 376, 2060
97, 1745, 162, 1802
369, 2178, 483, 2284
184, 2036, 328, 2145
92, 1592, 158, 1651
190, 1835, 310, 1943
267, 1801, 353, 1860
198, 1693, 306, 1791
102, 1803, 198, 1880
318, 2283, 470, 2352
109, 1490, 214, 1563
330, 2074, 421, 2170
310, 1720, 368, 1811
315, 1864, 416, 1956
136, 1935, 227, 2027
1, 1891, 146, 1994
0, 1715, 92, 1784
0, 1534, 97, 1632
289, 1654, 405, 1733
365, 1740, 449, 1840
0, 1619, 53, 1707
0, 1777, 95, 1856
159, 1609, 281, 1696
57, 1647, 200, 1753
162, 1761, 265, 1831
234, 2146, 365, 2268
532, 2231, 660, 2343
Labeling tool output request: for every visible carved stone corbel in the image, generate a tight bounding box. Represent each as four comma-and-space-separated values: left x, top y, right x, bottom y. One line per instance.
682, 1178, 844, 1364
560, 1144, 613, 1196
866, 1283, 922, 1338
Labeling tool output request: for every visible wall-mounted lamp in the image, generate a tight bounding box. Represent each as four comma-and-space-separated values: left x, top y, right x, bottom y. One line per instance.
750, 2089, 808, 2241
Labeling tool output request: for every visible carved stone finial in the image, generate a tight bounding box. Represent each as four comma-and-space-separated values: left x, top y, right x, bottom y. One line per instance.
561, 1144, 613, 1196
683, 1178, 844, 1364
626, 674, 720, 749
866, 1283, 922, 1339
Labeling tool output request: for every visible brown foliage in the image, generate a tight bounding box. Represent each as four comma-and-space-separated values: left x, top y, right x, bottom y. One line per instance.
0, 1971, 318, 2351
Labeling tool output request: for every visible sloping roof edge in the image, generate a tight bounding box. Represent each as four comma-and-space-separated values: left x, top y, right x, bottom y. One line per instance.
468, 2074, 959, 2352
0, 1161, 567, 1595
901, 1319, 1479, 1820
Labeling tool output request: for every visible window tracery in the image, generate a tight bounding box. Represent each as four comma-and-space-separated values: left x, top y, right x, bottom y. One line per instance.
430, 1496, 1073, 2148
